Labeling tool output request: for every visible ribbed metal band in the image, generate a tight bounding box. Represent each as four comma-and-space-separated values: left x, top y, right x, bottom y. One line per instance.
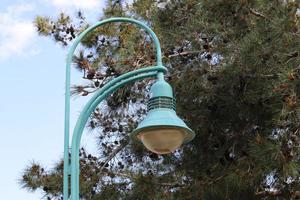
147, 96, 176, 111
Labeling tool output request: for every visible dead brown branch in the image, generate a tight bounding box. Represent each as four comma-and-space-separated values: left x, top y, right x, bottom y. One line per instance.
167, 51, 203, 58
249, 8, 270, 20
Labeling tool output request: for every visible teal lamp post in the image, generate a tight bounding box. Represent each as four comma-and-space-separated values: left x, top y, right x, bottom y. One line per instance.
63, 17, 194, 200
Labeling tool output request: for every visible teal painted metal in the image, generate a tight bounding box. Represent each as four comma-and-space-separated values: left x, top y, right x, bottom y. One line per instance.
71, 71, 163, 199
132, 79, 195, 142
63, 17, 194, 200
149, 79, 173, 98
63, 17, 166, 200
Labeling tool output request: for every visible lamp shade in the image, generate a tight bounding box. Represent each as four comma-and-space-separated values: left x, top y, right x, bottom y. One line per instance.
131, 108, 195, 154
131, 79, 194, 154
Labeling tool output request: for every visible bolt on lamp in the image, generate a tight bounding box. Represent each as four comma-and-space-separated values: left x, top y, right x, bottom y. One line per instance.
63, 17, 194, 200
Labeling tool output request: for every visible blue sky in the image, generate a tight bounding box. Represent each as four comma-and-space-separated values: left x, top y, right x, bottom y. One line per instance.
0, 0, 107, 199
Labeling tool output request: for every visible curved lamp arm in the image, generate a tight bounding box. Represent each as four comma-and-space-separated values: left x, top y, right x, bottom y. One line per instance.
70, 67, 165, 200
63, 18, 166, 200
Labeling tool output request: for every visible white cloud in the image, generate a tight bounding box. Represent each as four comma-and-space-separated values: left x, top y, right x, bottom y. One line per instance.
46, 0, 104, 11
0, 4, 38, 62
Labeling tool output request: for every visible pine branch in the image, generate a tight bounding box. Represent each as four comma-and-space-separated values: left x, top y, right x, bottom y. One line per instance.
255, 190, 282, 197
101, 170, 135, 179
98, 140, 128, 175
167, 51, 203, 58
248, 8, 270, 20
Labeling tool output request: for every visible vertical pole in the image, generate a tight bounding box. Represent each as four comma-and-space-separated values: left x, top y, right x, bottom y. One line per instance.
63, 52, 73, 200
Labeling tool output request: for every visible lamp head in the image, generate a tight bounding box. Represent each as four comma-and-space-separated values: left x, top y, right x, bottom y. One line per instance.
131, 79, 195, 154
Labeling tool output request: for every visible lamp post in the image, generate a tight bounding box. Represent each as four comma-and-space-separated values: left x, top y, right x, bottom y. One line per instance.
63, 17, 195, 200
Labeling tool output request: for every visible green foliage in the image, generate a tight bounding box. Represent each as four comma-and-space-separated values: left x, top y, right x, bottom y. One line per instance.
22, 0, 300, 199
34, 16, 52, 36
201, 174, 258, 200
21, 161, 63, 197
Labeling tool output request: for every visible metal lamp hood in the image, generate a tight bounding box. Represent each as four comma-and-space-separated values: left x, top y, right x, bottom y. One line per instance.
131, 79, 195, 154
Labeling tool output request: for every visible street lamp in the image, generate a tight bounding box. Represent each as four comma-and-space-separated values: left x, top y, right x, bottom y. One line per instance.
63, 17, 194, 200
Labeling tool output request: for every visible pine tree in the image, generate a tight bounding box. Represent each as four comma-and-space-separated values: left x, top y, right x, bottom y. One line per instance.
21, 0, 300, 199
